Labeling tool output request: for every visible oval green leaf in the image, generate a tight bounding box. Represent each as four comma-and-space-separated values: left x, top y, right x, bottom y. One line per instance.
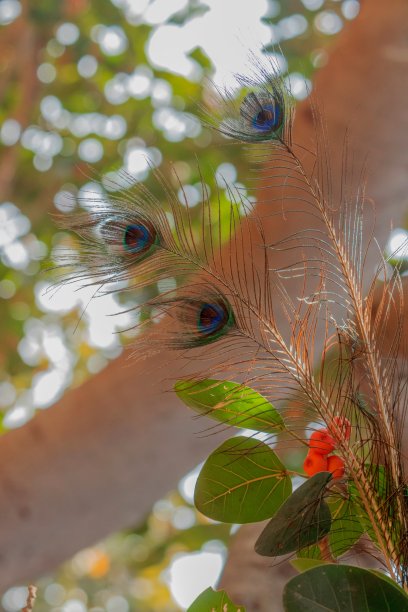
299, 494, 364, 560
175, 379, 285, 433
187, 587, 245, 612
283, 564, 408, 611
327, 495, 364, 557
194, 436, 292, 523
255, 472, 332, 556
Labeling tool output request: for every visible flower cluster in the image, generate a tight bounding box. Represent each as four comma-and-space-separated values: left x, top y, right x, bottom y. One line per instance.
303, 417, 351, 479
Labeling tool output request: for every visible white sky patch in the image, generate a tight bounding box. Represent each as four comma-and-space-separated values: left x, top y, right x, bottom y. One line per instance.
301, 0, 324, 9
305, 421, 325, 439
36, 280, 135, 348
0, 381, 17, 407
152, 108, 201, 141
37, 63, 57, 84
0, 203, 31, 247
32, 369, 69, 408
314, 10, 343, 35
61, 599, 87, 612
21, 126, 63, 157
3, 404, 34, 429
177, 184, 200, 207
82, 291, 135, 349
77, 54, 98, 78
127, 66, 153, 98
146, 0, 272, 86
178, 463, 202, 504
239, 428, 277, 446
0, 0, 21, 25
342, 0, 360, 20
151, 78, 173, 106
171, 506, 196, 530
215, 162, 237, 187
278, 14, 308, 40
96, 25, 128, 56
17, 318, 76, 408
77, 181, 106, 210
78, 138, 104, 163
165, 550, 226, 609
0, 118, 21, 146
2, 586, 29, 611
124, 144, 162, 177
387, 228, 408, 260
284, 72, 311, 100
124, 146, 151, 178
56, 22, 80, 45
143, 0, 189, 25
35, 280, 82, 314
104, 73, 130, 105
54, 188, 77, 213
1, 240, 30, 270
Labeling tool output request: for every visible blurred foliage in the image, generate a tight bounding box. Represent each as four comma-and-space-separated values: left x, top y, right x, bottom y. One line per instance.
0, 0, 360, 609
27, 488, 231, 612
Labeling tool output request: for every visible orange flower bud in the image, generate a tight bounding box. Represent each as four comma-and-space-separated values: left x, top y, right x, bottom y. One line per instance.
309, 429, 336, 455
331, 416, 351, 441
303, 450, 328, 477
327, 455, 345, 479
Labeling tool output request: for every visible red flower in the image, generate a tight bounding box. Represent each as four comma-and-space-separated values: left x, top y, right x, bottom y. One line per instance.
327, 455, 345, 479
303, 450, 328, 476
309, 429, 335, 455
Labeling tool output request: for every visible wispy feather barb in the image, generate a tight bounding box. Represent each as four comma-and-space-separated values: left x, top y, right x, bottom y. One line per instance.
55, 53, 408, 589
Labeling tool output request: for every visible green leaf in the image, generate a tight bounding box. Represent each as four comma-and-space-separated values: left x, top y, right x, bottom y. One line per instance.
283, 565, 408, 611
255, 472, 332, 556
187, 587, 245, 611
175, 379, 285, 433
299, 494, 364, 560
194, 436, 292, 523
327, 495, 364, 557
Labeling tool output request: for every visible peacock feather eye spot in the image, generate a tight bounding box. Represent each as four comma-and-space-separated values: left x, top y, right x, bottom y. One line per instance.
123, 223, 153, 253
253, 103, 282, 132
196, 300, 234, 343
122, 219, 159, 258
96, 216, 159, 259
239, 91, 284, 139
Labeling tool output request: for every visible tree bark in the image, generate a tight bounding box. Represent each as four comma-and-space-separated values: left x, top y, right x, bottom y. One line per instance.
0, 0, 407, 593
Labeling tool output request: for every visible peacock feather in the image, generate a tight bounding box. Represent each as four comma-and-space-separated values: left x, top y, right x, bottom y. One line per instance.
55, 53, 408, 595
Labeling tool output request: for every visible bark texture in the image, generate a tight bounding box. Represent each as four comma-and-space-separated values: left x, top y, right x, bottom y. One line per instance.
0, 0, 407, 595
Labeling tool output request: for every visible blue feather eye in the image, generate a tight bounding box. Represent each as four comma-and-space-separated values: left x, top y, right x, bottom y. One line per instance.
240, 92, 284, 138
212, 75, 291, 144
252, 103, 282, 132
196, 300, 235, 344
123, 223, 155, 254
150, 295, 235, 350
97, 217, 158, 259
